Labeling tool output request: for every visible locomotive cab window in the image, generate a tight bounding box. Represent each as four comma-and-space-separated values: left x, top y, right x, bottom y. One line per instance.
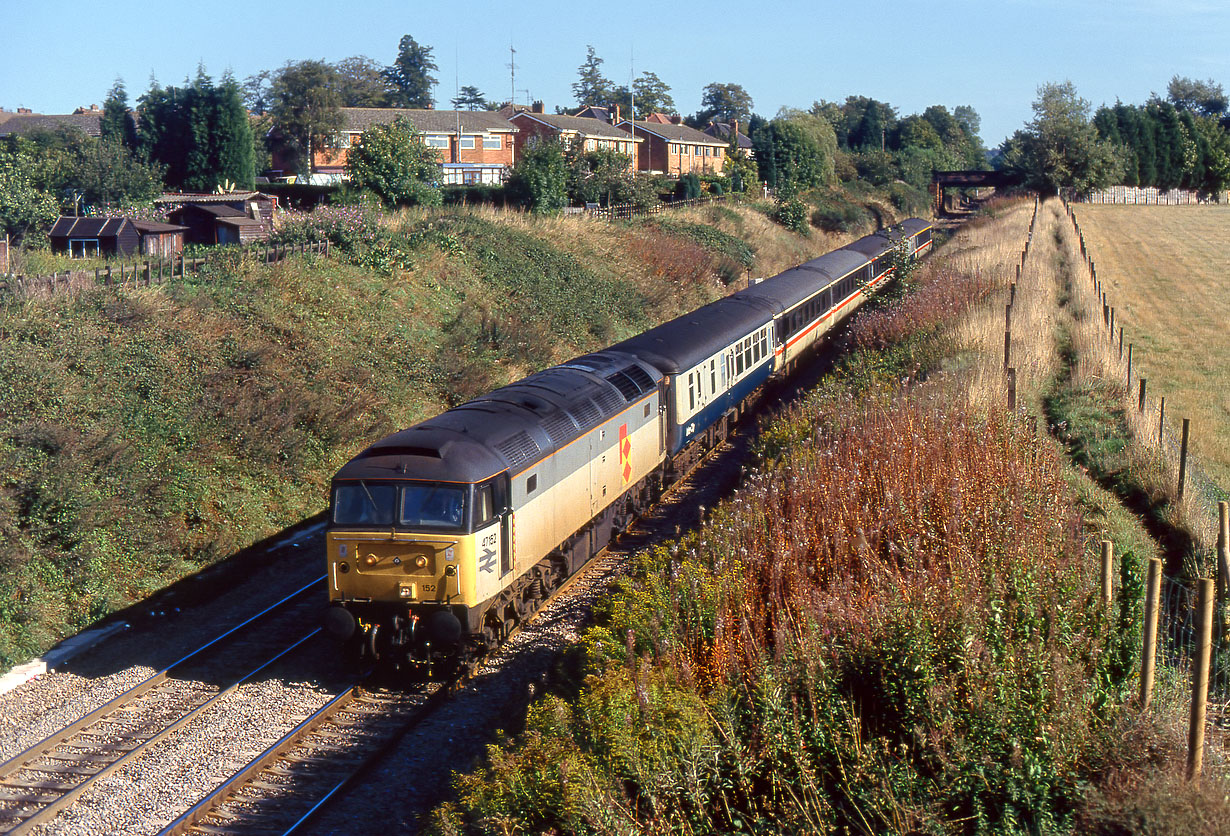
333, 482, 396, 526
475, 485, 495, 527
400, 483, 467, 530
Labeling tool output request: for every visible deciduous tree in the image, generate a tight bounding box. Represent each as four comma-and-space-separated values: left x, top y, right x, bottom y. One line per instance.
1000, 81, 1122, 193
335, 56, 395, 107
694, 83, 753, 126
345, 118, 442, 207
268, 60, 344, 178
506, 138, 568, 213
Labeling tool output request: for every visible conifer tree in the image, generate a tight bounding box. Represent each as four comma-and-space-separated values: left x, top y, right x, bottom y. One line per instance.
384, 36, 438, 109
101, 78, 138, 150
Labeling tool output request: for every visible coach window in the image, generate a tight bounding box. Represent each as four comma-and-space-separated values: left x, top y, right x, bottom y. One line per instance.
710, 359, 717, 392
688, 374, 695, 411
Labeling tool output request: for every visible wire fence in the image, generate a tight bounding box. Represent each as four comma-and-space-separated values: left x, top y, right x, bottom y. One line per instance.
1159, 575, 1229, 725
587, 193, 734, 221
1061, 197, 1230, 729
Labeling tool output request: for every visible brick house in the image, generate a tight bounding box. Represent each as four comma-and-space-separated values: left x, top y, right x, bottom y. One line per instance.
0, 106, 103, 139
306, 107, 518, 185
508, 109, 640, 171
702, 121, 754, 160
615, 118, 727, 177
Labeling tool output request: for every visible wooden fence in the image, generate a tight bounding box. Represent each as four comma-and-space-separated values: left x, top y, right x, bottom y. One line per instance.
0, 239, 330, 295
588, 193, 733, 221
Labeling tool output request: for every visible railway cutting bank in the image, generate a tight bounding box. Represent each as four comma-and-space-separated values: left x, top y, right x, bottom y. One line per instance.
409, 198, 1228, 835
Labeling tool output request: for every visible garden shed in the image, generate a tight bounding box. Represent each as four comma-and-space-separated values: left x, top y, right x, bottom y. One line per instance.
49, 216, 140, 258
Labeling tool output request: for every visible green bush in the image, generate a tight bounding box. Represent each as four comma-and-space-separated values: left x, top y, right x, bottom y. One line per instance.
810, 194, 873, 233
770, 197, 810, 235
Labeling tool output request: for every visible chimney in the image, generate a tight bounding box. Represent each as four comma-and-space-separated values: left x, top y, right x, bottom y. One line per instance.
733, 119, 739, 139
17, 107, 31, 114
670, 114, 683, 125
532, 100, 544, 113
613, 104, 620, 124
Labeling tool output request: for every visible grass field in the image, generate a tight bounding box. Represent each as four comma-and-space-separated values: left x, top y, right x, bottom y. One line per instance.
1070, 204, 1230, 491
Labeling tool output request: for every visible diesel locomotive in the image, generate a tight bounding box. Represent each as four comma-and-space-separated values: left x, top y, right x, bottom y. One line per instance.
322, 218, 934, 676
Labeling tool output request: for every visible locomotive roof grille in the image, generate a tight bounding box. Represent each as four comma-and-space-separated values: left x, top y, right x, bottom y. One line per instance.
569, 399, 603, 429
593, 387, 623, 414
495, 430, 542, 469
542, 411, 581, 446
605, 370, 642, 400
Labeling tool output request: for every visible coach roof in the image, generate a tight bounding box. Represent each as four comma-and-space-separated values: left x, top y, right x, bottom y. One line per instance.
611, 295, 776, 374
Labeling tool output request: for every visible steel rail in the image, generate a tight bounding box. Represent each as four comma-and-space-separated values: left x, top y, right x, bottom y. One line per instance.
0, 576, 326, 834
159, 680, 448, 836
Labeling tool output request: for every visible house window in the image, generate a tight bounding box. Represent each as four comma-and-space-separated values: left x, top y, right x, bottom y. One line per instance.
425, 135, 449, 149
463, 169, 482, 184
69, 239, 99, 258
482, 135, 501, 149
460, 136, 476, 150
586, 139, 595, 151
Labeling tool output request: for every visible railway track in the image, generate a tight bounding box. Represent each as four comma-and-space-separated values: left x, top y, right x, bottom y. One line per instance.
0, 578, 327, 835
158, 543, 610, 836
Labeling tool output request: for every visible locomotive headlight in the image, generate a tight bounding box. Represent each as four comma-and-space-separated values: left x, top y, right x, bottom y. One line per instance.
414, 555, 428, 569
363, 554, 378, 566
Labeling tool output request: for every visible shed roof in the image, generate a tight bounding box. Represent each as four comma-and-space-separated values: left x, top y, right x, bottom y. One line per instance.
49, 216, 132, 238
131, 220, 190, 234
170, 203, 247, 218
340, 107, 516, 134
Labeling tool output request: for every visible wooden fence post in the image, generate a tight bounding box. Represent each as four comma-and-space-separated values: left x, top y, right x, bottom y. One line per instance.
1138, 378, 1146, 412
1159, 397, 1166, 446
1187, 577, 1214, 780
1178, 418, 1191, 500
1007, 368, 1016, 410
1118, 326, 1123, 358
1126, 344, 1133, 387
1101, 540, 1113, 606
1003, 327, 1011, 370
1140, 557, 1162, 709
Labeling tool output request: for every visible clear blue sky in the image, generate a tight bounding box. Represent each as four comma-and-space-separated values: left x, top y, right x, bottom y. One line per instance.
3, 0, 1227, 149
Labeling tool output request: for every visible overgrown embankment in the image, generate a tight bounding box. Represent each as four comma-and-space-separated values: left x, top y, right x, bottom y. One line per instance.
0, 201, 849, 668
429, 200, 1228, 835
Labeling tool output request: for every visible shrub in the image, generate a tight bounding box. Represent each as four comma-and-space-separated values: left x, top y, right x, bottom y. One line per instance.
770, 197, 810, 235
810, 194, 873, 233
675, 172, 702, 200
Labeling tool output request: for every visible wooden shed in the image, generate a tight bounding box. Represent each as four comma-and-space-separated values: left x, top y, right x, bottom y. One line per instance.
132, 220, 189, 258
49, 217, 140, 258
167, 203, 270, 246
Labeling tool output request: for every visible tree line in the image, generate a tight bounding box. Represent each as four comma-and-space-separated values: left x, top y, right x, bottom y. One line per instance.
1001, 76, 1230, 195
